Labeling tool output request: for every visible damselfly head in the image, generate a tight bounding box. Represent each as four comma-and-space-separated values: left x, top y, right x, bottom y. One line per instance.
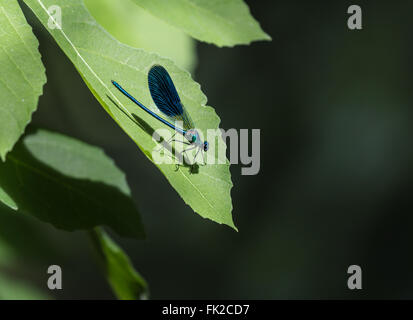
185, 129, 208, 152
185, 129, 199, 144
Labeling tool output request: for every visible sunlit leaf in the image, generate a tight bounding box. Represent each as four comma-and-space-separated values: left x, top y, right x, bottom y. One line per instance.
0, 0, 46, 160
84, 0, 196, 71
130, 0, 271, 47
23, 0, 236, 230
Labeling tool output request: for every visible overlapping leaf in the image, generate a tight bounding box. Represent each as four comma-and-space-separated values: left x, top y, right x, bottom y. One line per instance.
84, 0, 196, 71
131, 0, 271, 47
0, 129, 144, 238
0, 0, 46, 160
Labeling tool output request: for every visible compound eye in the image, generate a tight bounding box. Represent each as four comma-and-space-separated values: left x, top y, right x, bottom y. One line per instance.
192, 135, 197, 143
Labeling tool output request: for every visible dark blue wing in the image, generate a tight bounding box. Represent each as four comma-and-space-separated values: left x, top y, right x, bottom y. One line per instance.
148, 65, 183, 118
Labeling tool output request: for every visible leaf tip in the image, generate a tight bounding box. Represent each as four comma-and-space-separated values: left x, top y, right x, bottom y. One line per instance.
262, 32, 272, 41
229, 222, 239, 232
221, 217, 238, 232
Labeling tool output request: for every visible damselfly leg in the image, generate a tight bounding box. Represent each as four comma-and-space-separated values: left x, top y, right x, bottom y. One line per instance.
155, 132, 178, 153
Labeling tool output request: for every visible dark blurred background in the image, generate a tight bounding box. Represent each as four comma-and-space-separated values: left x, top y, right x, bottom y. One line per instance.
1, 0, 413, 299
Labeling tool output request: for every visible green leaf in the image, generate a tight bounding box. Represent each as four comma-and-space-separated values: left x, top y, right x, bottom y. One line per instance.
130, 0, 271, 47
0, 273, 49, 300
23, 0, 236, 230
89, 227, 148, 300
0, 186, 17, 210
0, 0, 46, 161
84, 0, 196, 71
0, 129, 144, 238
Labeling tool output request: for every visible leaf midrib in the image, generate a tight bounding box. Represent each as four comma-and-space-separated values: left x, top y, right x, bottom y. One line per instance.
0, 6, 38, 93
